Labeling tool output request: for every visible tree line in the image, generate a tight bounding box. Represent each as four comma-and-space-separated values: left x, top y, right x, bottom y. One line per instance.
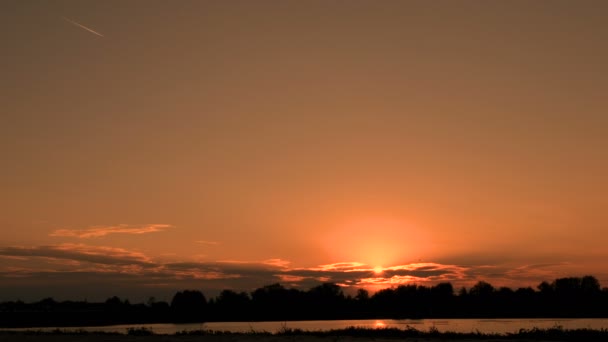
2, 275, 608, 327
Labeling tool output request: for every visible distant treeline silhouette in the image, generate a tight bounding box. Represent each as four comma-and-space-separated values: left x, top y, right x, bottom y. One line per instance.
2, 275, 608, 327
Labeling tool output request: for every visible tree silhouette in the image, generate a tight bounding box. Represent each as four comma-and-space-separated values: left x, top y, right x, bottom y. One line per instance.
214, 289, 250, 320
582, 275, 601, 294
3, 275, 608, 327
355, 288, 370, 301
307, 283, 346, 318
170, 290, 207, 322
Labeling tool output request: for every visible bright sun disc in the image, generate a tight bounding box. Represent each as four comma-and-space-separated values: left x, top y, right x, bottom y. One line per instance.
373, 266, 383, 274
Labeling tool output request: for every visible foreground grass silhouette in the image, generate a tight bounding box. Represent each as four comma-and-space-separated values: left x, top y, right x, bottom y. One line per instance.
3, 326, 608, 341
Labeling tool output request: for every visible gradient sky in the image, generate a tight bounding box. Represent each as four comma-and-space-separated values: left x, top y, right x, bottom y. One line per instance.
1, 0, 607, 302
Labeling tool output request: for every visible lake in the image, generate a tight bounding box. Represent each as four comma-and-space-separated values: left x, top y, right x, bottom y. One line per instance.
6, 318, 608, 334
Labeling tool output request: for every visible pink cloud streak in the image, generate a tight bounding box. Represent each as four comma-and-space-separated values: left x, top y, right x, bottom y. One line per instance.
50, 224, 173, 238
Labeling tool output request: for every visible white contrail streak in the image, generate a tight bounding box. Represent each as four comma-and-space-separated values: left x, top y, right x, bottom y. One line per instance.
63, 17, 105, 37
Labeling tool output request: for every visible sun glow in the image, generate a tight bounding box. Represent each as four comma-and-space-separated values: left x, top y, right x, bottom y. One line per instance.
322, 217, 428, 268
373, 266, 384, 274
374, 320, 386, 328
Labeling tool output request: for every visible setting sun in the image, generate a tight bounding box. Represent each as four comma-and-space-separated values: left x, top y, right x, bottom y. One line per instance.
374, 320, 386, 328
373, 266, 384, 275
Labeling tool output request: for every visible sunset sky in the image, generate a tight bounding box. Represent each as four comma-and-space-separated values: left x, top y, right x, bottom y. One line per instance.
2, 0, 607, 302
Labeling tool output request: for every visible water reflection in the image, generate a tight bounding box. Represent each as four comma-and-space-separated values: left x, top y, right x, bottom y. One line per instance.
6, 318, 608, 335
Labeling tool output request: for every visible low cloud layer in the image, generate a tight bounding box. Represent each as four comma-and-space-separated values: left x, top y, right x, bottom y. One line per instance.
0, 243, 594, 302
50, 224, 173, 238
0, 244, 155, 268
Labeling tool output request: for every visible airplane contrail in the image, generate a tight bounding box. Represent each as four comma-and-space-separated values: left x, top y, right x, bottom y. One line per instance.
63, 17, 105, 37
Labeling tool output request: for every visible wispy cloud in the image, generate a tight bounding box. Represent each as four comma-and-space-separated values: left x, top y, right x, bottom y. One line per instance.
50, 224, 173, 238
62, 17, 105, 37
215, 258, 291, 269
263, 259, 291, 268
311, 262, 367, 272
195, 240, 220, 245
0, 244, 155, 267
281, 262, 469, 289
276, 274, 306, 283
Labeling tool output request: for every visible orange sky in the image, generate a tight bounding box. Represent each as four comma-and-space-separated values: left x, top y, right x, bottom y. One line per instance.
1, 0, 607, 301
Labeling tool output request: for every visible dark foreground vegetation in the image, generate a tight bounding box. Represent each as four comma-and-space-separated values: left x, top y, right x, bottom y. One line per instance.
3, 326, 608, 341
2, 275, 608, 327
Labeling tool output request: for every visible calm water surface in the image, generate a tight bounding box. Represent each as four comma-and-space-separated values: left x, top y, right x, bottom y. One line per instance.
7, 318, 608, 334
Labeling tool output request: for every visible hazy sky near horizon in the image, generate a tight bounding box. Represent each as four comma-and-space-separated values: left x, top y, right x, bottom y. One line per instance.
1, 0, 608, 301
